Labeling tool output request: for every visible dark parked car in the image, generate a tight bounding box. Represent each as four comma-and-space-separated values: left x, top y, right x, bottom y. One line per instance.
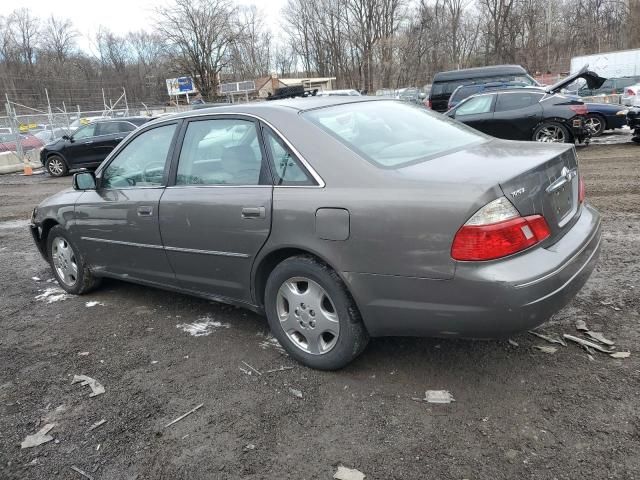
627, 107, 640, 143
446, 67, 605, 144
428, 65, 539, 112
30, 98, 601, 370
40, 117, 151, 177
448, 81, 530, 109
574, 75, 640, 96
450, 82, 626, 137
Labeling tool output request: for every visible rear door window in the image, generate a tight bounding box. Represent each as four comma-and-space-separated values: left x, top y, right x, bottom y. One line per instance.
176, 118, 267, 186
495, 92, 542, 112
262, 127, 314, 186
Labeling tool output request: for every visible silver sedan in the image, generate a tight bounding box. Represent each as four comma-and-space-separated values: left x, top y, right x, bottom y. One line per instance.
30, 98, 601, 369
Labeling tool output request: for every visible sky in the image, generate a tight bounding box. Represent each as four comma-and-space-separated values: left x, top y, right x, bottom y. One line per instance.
1, 0, 287, 53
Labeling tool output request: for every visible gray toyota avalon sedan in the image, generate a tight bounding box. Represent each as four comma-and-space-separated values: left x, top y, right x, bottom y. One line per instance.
30, 98, 601, 370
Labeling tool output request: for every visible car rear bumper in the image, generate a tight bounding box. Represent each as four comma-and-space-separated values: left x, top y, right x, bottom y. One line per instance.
344, 203, 601, 338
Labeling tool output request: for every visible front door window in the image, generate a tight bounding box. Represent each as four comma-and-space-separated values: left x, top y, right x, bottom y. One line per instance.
102, 124, 177, 188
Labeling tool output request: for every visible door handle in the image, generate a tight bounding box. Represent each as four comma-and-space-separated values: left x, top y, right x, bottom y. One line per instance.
137, 206, 153, 216
241, 206, 265, 219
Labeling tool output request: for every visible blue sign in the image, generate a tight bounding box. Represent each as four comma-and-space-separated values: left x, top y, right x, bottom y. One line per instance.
178, 77, 194, 92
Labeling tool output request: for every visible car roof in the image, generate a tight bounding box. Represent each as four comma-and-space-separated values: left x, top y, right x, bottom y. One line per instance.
149, 97, 387, 124
433, 65, 528, 82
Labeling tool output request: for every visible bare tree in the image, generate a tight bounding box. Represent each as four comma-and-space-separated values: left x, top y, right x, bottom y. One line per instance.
156, 0, 238, 99
42, 16, 78, 64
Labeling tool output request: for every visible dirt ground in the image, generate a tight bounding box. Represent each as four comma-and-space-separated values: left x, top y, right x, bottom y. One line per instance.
1, 137, 639, 480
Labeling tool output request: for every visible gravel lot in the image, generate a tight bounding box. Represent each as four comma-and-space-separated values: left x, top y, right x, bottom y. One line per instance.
1, 138, 639, 480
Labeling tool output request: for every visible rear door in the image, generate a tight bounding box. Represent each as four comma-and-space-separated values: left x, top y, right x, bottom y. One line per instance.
451, 94, 496, 134
490, 92, 544, 140
159, 116, 273, 303
73, 122, 179, 284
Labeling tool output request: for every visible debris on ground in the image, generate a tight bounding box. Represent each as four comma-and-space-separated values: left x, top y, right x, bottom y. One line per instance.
31, 276, 40, 281
176, 317, 230, 337
241, 361, 262, 376
35, 287, 70, 303
533, 345, 558, 354
575, 320, 589, 331
529, 330, 567, 346
334, 465, 366, 480
610, 351, 631, 359
265, 366, 294, 373
70, 465, 94, 479
258, 332, 287, 354
21, 423, 55, 448
243, 443, 256, 451
584, 331, 615, 346
423, 390, 455, 404
508, 339, 519, 347
87, 419, 106, 432
85, 301, 104, 307
289, 388, 303, 399
164, 403, 204, 429
72, 375, 105, 397
563, 334, 614, 354
77, 351, 90, 356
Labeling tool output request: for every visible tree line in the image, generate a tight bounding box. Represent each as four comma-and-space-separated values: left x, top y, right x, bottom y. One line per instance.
1, 0, 639, 111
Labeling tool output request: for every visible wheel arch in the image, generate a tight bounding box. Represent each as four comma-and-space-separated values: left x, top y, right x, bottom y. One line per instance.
39, 218, 60, 258
252, 246, 353, 309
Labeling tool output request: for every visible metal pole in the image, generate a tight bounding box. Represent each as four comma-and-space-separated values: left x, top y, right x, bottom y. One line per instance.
63, 101, 70, 132
45, 88, 55, 140
6, 94, 24, 163
102, 88, 107, 114
123, 87, 129, 116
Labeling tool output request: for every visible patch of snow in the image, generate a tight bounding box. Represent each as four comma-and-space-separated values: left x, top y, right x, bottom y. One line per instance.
32, 276, 41, 281
258, 333, 286, 354
35, 287, 70, 303
85, 301, 104, 307
176, 316, 230, 337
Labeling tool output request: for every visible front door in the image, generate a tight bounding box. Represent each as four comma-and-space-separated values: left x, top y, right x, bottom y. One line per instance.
452, 94, 496, 134
65, 123, 99, 167
91, 121, 138, 164
72, 122, 180, 285
159, 117, 273, 303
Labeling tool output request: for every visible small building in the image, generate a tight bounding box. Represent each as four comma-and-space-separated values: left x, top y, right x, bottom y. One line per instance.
255, 75, 336, 98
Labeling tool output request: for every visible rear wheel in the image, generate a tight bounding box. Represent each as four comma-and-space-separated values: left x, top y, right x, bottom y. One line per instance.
47, 225, 100, 294
533, 122, 571, 143
264, 255, 368, 370
584, 114, 605, 137
45, 155, 68, 177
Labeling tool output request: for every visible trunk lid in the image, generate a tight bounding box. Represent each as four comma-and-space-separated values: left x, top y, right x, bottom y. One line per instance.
498, 145, 580, 241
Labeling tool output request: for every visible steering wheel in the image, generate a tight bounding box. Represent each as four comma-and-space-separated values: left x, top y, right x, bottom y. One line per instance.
142, 161, 166, 183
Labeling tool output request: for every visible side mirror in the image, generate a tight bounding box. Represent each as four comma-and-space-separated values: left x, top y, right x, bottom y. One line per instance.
73, 171, 96, 190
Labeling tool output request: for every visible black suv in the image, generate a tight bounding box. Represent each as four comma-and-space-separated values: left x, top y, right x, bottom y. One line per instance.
40, 117, 150, 176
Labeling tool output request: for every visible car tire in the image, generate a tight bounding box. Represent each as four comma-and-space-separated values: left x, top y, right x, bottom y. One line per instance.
264, 255, 369, 370
47, 225, 101, 295
584, 114, 606, 137
45, 155, 68, 177
533, 121, 572, 143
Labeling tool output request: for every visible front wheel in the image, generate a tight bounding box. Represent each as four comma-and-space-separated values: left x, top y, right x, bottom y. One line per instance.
47, 225, 101, 295
264, 256, 369, 370
584, 114, 605, 137
533, 122, 572, 143
45, 155, 68, 177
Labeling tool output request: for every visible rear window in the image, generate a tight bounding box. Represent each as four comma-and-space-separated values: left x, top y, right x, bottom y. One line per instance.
303, 101, 485, 168
452, 85, 482, 101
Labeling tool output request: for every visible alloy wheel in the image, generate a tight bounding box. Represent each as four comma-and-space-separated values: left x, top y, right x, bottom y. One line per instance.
535, 125, 566, 143
276, 277, 340, 355
51, 236, 78, 287
47, 158, 64, 176
584, 116, 603, 136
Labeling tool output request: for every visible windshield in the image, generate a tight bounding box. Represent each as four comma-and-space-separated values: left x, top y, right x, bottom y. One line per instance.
303, 101, 486, 168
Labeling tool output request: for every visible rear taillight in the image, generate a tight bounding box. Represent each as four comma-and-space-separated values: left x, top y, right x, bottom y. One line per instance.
427, 99, 432, 109
569, 105, 588, 115
451, 197, 551, 261
626, 88, 636, 96
579, 175, 585, 203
